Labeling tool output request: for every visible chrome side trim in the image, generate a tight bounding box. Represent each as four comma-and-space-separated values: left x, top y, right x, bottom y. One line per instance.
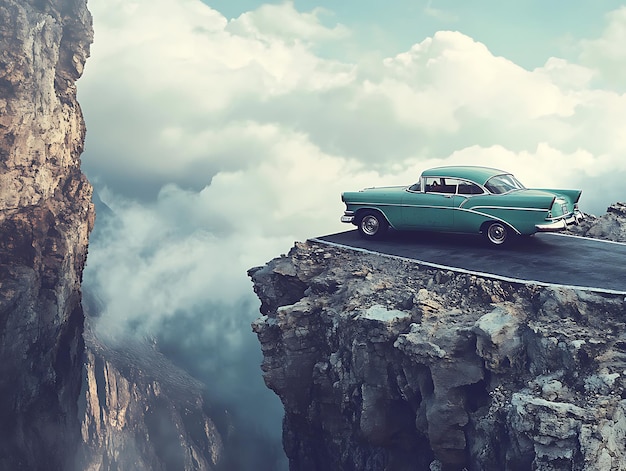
342, 203, 584, 234
345, 202, 546, 212
343, 204, 526, 234
345, 201, 408, 208
468, 205, 547, 213
453, 207, 522, 235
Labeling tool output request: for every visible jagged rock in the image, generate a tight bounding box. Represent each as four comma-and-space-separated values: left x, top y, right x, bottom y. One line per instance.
0, 0, 93, 468
250, 236, 626, 471
567, 203, 626, 242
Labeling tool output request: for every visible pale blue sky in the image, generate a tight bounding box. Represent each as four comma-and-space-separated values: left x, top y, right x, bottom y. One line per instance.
204, 0, 626, 69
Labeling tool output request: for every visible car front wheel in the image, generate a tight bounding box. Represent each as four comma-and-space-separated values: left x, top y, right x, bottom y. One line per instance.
484, 221, 509, 246
358, 210, 388, 239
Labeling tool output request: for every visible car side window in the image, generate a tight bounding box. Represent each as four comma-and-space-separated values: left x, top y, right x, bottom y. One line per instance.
426, 177, 459, 194
426, 177, 448, 193
408, 182, 421, 192
444, 179, 460, 194
425, 178, 439, 192
458, 182, 483, 195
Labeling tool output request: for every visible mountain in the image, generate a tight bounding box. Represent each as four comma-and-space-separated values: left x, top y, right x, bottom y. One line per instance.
250, 211, 626, 471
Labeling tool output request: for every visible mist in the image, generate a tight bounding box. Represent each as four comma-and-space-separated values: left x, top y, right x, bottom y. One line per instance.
83, 194, 291, 469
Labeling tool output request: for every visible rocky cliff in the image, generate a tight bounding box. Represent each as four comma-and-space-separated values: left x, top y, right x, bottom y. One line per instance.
0, 0, 93, 469
1, 2, 231, 470
250, 210, 626, 471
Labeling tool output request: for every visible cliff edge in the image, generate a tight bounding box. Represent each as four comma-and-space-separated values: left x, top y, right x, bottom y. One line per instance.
0, 0, 94, 469
250, 214, 626, 471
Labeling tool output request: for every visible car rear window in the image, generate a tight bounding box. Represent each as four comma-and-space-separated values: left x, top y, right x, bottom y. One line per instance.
485, 174, 525, 194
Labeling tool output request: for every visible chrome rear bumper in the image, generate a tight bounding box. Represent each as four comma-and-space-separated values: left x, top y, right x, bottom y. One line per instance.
535, 211, 584, 232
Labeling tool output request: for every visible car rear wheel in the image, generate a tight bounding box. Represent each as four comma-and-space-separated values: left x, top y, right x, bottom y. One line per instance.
358, 210, 388, 239
484, 221, 508, 246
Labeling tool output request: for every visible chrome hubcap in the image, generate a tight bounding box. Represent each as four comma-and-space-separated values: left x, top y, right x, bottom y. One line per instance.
361, 215, 379, 236
488, 223, 506, 244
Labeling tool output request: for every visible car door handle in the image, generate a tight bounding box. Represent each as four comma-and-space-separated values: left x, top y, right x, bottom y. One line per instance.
443, 194, 453, 198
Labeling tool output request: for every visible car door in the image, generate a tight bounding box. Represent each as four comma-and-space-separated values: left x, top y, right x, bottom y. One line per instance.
401, 177, 456, 229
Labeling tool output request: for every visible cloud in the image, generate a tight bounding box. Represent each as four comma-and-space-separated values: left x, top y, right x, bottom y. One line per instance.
86, 191, 290, 335
579, 6, 626, 89
81, 0, 626, 214
84, 191, 291, 469
226, 1, 350, 43
80, 0, 355, 200
372, 31, 579, 135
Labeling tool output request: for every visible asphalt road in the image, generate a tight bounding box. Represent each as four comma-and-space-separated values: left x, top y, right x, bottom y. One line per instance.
312, 230, 626, 295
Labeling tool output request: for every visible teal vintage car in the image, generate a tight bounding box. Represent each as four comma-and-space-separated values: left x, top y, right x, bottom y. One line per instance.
341, 166, 584, 246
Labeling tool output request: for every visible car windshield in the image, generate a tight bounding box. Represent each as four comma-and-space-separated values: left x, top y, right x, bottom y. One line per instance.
484, 174, 525, 194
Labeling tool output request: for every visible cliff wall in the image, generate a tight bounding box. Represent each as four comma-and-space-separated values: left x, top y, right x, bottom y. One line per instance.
0, 0, 93, 469
0, 3, 230, 469
250, 227, 626, 471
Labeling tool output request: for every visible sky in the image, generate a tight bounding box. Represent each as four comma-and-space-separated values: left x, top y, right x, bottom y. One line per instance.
77, 0, 626, 469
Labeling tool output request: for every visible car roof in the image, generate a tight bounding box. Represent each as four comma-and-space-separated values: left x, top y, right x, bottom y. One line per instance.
421, 166, 508, 185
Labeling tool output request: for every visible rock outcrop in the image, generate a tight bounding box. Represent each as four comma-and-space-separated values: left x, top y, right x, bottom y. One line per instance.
0, 0, 93, 469
250, 213, 626, 470
567, 203, 626, 243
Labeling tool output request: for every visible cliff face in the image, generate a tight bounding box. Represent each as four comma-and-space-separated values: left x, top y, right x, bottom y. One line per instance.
250, 222, 626, 471
76, 323, 225, 471
0, 0, 93, 469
